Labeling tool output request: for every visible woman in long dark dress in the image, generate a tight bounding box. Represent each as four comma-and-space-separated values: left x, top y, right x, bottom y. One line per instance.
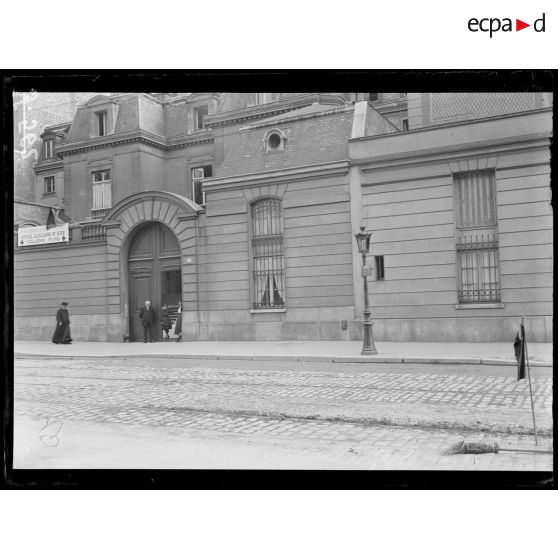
52, 302, 72, 344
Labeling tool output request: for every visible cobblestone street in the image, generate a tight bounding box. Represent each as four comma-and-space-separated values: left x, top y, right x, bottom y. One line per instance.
13, 357, 552, 470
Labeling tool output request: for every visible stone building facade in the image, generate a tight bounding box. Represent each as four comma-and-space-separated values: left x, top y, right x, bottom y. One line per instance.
13, 92, 553, 342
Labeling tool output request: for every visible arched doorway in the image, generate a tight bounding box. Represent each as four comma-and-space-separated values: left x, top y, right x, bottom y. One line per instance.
128, 222, 182, 341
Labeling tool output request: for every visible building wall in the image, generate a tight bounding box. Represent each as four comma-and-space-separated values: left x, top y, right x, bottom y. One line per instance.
35, 167, 64, 207
191, 167, 356, 341
14, 241, 117, 341
14, 93, 103, 203
14, 93, 553, 343
351, 108, 552, 342
218, 108, 354, 177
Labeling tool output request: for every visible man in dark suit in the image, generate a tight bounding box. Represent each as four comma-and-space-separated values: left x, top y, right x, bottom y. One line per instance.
138, 300, 156, 343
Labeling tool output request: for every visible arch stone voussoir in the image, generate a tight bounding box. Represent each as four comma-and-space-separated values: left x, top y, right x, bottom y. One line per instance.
153, 200, 163, 221
102, 191, 201, 227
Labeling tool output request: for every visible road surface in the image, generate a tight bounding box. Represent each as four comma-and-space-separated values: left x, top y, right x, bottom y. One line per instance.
13, 357, 552, 470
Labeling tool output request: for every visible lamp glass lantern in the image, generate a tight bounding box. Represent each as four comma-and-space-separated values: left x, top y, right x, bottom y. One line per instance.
355, 226, 371, 255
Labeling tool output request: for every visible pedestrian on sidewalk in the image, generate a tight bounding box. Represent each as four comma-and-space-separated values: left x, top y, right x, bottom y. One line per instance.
160, 304, 172, 340
139, 300, 156, 343
174, 300, 182, 342
52, 302, 72, 344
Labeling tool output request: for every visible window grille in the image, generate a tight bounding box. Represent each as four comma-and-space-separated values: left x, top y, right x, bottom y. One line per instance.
251, 198, 285, 309
92, 170, 112, 211
456, 234, 500, 303
454, 169, 500, 303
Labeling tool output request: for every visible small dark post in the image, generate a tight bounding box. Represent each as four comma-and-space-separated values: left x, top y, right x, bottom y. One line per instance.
354, 226, 377, 355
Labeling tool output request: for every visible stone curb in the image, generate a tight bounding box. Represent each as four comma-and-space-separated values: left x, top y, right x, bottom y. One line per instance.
14, 352, 553, 367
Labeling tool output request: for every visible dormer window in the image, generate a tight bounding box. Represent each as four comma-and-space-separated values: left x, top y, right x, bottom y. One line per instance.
368, 93, 379, 102
256, 93, 280, 104
195, 105, 209, 130
96, 111, 107, 136
44, 139, 54, 159
86, 96, 119, 139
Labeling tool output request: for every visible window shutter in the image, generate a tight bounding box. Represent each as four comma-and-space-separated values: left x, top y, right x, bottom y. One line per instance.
455, 170, 496, 228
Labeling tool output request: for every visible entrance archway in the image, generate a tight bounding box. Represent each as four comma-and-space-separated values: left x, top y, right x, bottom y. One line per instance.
128, 222, 182, 341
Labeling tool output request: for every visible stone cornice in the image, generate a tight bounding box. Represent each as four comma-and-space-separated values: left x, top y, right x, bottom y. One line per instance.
56, 129, 214, 155
240, 105, 353, 131
33, 159, 64, 172
205, 94, 349, 127
356, 137, 550, 178
204, 160, 349, 191
351, 108, 552, 174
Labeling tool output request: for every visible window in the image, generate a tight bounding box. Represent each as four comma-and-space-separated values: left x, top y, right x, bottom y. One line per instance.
44, 139, 54, 159
92, 170, 112, 213
454, 170, 500, 303
375, 255, 385, 280
268, 133, 281, 149
96, 111, 107, 136
251, 198, 285, 310
401, 119, 409, 131
368, 93, 379, 102
44, 176, 55, 194
191, 165, 212, 206
194, 105, 208, 130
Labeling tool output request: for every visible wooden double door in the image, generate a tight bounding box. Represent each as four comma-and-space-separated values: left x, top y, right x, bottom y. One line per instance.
128, 222, 182, 341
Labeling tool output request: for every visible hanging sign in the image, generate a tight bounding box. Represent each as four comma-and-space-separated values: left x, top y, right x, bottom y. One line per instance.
18, 224, 69, 247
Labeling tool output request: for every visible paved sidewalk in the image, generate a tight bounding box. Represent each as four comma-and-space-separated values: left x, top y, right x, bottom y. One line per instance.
14, 339, 553, 366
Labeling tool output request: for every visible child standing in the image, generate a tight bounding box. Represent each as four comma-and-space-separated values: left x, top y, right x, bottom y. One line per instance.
174, 301, 182, 342
160, 304, 172, 340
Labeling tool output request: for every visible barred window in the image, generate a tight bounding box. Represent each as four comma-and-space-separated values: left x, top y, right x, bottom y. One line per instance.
454, 169, 500, 304
251, 198, 285, 309
456, 235, 500, 303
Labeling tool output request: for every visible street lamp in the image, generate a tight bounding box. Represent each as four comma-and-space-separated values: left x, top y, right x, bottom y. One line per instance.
354, 226, 377, 355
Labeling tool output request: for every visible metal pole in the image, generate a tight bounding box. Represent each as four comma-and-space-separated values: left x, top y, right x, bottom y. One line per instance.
522, 317, 538, 445
361, 252, 377, 355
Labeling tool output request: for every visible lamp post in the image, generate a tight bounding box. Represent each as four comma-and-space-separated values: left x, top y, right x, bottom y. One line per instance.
354, 226, 377, 355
